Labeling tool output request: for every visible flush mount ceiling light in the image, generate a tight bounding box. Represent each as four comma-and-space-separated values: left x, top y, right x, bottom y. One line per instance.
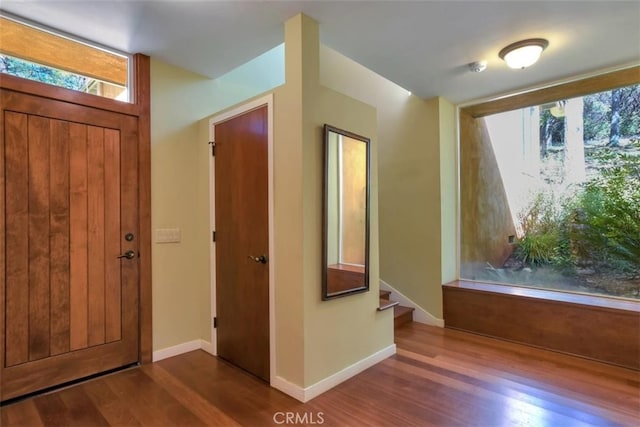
499, 38, 549, 69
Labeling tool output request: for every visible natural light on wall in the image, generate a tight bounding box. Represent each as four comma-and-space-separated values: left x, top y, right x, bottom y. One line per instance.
461, 83, 640, 300
0, 15, 130, 101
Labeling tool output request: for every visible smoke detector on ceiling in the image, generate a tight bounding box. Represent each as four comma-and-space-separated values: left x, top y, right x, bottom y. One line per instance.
468, 61, 487, 73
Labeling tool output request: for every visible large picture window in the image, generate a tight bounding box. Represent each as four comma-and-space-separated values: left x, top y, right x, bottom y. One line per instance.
460, 77, 639, 300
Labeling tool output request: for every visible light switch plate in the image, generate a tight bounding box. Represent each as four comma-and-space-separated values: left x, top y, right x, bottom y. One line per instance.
155, 228, 181, 243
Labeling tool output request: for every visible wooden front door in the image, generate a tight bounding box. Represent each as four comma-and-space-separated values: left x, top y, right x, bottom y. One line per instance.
214, 105, 269, 381
1, 89, 140, 401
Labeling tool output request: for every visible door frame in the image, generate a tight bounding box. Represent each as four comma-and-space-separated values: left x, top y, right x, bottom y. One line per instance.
208, 93, 275, 383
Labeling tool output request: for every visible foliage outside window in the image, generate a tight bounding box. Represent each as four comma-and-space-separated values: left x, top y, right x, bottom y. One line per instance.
461, 83, 639, 300
0, 54, 128, 101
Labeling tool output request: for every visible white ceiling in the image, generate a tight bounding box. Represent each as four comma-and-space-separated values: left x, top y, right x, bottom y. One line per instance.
2, 0, 639, 104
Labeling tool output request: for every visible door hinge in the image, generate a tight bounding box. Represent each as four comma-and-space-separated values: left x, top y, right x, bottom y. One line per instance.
212, 231, 216, 242
213, 317, 217, 328
209, 141, 216, 156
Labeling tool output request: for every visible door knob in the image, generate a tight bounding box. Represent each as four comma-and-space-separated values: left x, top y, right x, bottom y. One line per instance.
118, 250, 136, 260
248, 255, 268, 264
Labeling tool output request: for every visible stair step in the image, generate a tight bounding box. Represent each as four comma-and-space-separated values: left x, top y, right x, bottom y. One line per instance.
378, 298, 399, 311
379, 290, 391, 300
394, 305, 414, 328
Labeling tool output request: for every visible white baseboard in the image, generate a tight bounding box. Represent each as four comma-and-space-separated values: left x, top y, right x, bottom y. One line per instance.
271, 376, 306, 402
272, 344, 396, 403
380, 279, 445, 327
152, 339, 203, 362
200, 340, 215, 356
304, 344, 396, 401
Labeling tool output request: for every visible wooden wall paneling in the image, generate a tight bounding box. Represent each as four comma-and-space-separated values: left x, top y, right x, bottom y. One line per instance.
87, 126, 106, 347
4, 111, 30, 366
134, 53, 152, 363
27, 115, 51, 361
49, 119, 71, 356
69, 123, 89, 351
104, 129, 122, 343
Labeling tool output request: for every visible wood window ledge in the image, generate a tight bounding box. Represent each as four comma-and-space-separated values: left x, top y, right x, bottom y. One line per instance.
444, 280, 640, 313
443, 280, 640, 370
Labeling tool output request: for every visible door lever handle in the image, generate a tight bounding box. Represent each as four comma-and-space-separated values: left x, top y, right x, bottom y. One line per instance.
118, 250, 136, 260
248, 255, 268, 264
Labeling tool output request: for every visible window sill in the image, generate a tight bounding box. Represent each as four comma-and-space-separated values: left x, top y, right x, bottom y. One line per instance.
444, 280, 640, 313
443, 280, 640, 370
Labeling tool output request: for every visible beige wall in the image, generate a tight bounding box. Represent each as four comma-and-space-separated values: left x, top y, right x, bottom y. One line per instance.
439, 98, 458, 285
303, 83, 390, 386
182, 14, 392, 390
152, 10, 458, 395
274, 14, 392, 388
150, 59, 214, 351
270, 14, 306, 384
319, 46, 456, 319
150, 48, 284, 351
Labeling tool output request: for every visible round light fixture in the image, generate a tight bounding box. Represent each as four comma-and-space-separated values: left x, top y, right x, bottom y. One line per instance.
499, 38, 549, 69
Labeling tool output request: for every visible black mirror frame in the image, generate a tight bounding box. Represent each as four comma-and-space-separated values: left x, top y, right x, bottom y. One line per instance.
321, 124, 371, 300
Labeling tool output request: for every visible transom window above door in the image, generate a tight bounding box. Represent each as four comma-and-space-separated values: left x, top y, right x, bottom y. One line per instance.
0, 15, 130, 102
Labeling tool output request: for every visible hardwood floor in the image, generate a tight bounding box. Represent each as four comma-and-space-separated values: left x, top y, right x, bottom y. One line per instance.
2, 323, 638, 426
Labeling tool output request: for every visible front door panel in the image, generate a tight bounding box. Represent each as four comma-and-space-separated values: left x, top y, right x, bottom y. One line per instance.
1, 89, 139, 400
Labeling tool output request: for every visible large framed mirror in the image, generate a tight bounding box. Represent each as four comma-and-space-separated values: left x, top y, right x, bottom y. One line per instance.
322, 124, 370, 300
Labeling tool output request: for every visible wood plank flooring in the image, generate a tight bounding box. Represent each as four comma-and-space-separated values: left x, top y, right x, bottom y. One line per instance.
2, 323, 639, 426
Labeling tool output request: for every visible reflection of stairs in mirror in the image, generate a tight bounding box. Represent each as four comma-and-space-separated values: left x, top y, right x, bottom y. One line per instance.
379, 290, 414, 328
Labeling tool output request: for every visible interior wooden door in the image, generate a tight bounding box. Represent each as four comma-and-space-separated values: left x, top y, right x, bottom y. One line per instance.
214, 105, 269, 382
0, 89, 139, 401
